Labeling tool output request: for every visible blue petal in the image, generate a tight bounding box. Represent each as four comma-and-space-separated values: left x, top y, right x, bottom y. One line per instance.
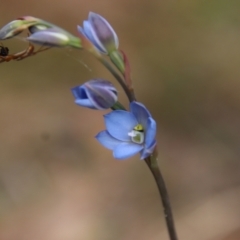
145, 117, 157, 149
71, 86, 96, 109
82, 19, 107, 53
104, 111, 138, 141
75, 99, 95, 109
113, 142, 143, 160
140, 140, 156, 159
95, 131, 121, 150
82, 21, 94, 40
72, 85, 86, 98
77, 25, 87, 38
130, 102, 152, 129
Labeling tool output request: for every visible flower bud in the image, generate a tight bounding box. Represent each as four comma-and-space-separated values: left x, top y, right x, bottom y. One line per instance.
72, 79, 118, 110
78, 12, 119, 54
0, 16, 82, 48
27, 28, 81, 48
0, 16, 52, 39
0, 19, 38, 39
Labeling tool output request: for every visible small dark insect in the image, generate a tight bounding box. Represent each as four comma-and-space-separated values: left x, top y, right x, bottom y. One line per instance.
0, 42, 50, 63
0, 44, 9, 56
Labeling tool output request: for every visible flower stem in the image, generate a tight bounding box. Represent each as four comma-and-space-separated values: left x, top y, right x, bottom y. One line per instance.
111, 101, 126, 110
101, 48, 178, 240
98, 57, 136, 102
145, 151, 178, 240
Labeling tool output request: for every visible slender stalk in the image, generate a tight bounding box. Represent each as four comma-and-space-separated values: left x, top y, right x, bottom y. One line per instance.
145, 153, 178, 240
99, 49, 178, 240
81, 34, 135, 102
111, 101, 126, 110
98, 57, 136, 102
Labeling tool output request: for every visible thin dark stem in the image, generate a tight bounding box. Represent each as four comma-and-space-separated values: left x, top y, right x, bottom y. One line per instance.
145, 155, 178, 240
101, 51, 178, 240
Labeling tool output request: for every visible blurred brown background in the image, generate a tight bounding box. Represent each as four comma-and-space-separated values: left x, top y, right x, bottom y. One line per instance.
0, 0, 240, 239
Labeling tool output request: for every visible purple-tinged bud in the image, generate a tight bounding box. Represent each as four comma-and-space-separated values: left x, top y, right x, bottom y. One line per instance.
72, 79, 118, 110
27, 28, 81, 48
78, 12, 119, 54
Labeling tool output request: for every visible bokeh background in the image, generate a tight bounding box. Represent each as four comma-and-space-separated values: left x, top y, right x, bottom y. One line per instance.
0, 0, 240, 239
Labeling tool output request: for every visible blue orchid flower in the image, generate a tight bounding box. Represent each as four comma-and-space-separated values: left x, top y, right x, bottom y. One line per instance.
72, 79, 118, 110
96, 101, 157, 160
78, 12, 119, 54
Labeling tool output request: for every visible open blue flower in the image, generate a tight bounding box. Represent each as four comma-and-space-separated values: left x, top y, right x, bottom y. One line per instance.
96, 101, 157, 160
78, 12, 119, 54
